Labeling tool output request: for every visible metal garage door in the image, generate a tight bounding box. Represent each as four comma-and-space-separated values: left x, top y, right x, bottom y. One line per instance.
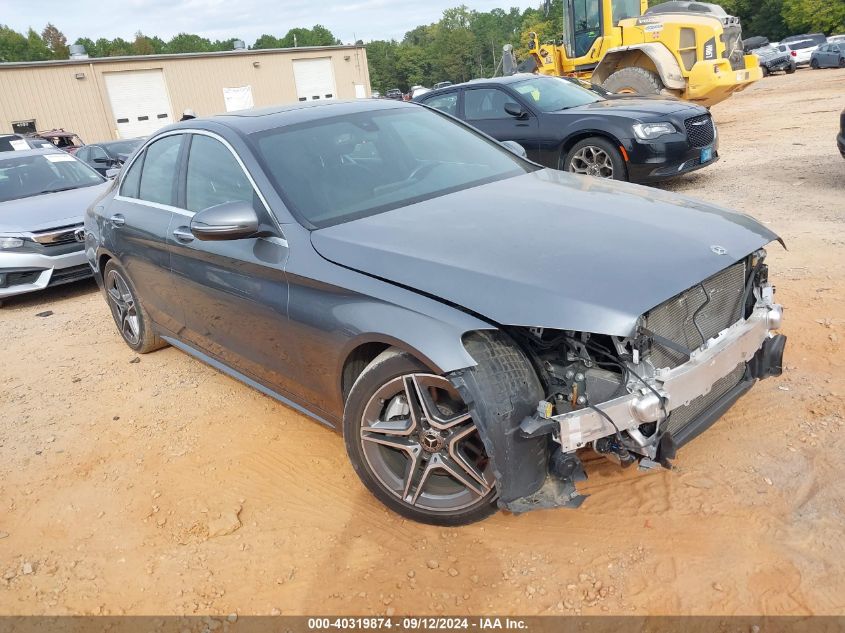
292, 58, 337, 102
104, 70, 173, 139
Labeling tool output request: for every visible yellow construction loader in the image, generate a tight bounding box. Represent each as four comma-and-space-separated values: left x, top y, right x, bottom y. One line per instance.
525, 0, 762, 107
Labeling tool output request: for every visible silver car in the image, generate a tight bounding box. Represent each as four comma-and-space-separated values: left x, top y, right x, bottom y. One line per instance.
0, 148, 110, 304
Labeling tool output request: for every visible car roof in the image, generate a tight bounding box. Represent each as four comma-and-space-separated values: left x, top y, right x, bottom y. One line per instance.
0, 147, 67, 161
164, 99, 420, 135
418, 73, 547, 97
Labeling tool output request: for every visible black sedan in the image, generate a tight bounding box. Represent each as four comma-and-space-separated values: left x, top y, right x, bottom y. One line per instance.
84, 100, 784, 525
75, 139, 143, 176
415, 74, 718, 183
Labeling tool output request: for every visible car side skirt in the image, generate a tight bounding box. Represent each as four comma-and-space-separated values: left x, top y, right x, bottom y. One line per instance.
161, 335, 338, 430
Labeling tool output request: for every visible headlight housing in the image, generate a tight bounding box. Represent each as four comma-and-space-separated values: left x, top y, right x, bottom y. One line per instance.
0, 236, 24, 249
632, 122, 676, 140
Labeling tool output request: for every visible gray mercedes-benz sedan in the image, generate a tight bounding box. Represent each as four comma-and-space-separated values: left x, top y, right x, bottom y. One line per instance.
84, 99, 786, 525
1, 148, 109, 304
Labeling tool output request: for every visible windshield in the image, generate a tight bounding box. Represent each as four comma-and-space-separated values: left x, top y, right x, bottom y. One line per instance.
512, 76, 602, 111
0, 153, 104, 202
252, 107, 534, 228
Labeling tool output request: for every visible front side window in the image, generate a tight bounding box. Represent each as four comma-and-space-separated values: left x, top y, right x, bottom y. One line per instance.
511, 77, 602, 112
0, 153, 103, 202
186, 135, 255, 213
572, 0, 601, 56
138, 135, 182, 206
423, 92, 458, 116
252, 107, 534, 228
464, 89, 515, 121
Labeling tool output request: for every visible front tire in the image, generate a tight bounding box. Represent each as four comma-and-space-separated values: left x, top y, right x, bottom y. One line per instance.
601, 67, 664, 96
786, 62, 796, 74
810, 59, 819, 69
562, 137, 627, 181
761, 64, 769, 77
103, 260, 166, 353
343, 349, 498, 526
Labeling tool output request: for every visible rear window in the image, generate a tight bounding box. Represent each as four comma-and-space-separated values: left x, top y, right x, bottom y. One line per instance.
789, 40, 816, 50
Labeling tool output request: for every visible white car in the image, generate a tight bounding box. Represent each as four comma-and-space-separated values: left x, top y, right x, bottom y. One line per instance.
828, 35, 845, 46
410, 85, 431, 99
776, 40, 818, 66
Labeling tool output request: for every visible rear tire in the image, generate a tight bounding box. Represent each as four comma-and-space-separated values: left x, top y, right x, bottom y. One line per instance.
810, 59, 819, 69
840, 57, 845, 68
601, 67, 664, 96
786, 62, 796, 74
761, 64, 769, 77
103, 260, 167, 354
562, 137, 627, 181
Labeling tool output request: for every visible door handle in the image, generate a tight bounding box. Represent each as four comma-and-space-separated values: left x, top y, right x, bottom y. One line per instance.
172, 227, 195, 243
109, 213, 125, 227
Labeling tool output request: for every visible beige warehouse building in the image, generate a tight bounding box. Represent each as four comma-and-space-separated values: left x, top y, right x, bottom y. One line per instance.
0, 44, 371, 142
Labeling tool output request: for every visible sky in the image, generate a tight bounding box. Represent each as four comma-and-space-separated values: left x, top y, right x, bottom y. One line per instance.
1, 0, 540, 45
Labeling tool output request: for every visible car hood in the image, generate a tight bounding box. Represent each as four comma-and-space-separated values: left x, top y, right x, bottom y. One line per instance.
311, 170, 780, 337
561, 97, 699, 119
0, 182, 110, 233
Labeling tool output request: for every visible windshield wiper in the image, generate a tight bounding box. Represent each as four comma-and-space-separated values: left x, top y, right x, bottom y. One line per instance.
36, 186, 78, 195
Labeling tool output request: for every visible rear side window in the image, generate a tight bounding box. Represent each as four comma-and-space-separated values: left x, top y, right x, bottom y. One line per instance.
138, 135, 182, 206
464, 88, 511, 120
186, 135, 256, 213
119, 151, 144, 198
423, 93, 458, 116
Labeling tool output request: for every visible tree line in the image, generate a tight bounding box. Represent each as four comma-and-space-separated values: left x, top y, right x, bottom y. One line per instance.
0, 23, 341, 62
0, 0, 842, 91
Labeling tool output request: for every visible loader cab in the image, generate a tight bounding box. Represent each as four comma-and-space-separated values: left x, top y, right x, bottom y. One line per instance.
563, 0, 648, 63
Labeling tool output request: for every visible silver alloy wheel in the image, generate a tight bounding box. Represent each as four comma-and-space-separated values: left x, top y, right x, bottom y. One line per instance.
106, 269, 141, 346
569, 145, 614, 178
359, 373, 494, 513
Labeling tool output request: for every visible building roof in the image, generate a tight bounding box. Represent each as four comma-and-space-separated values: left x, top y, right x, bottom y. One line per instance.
0, 44, 364, 70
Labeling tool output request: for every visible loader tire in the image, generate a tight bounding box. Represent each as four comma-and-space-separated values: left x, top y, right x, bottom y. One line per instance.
602, 67, 665, 96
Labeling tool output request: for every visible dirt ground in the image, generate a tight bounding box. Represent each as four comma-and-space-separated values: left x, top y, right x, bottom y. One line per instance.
1, 68, 844, 617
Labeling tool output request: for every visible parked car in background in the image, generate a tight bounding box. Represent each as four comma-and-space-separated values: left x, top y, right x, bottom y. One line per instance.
410, 85, 431, 99
75, 139, 144, 176
384, 89, 403, 100
0, 148, 109, 305
810, 43, 845, 69
85, 99, 785, 525
415, 74, 718, 183
777, 40, 819, 66
781, 33, 826, 46
828, 35, 845, 46
0, 134, 55, 152
432, 81, 453, 90
838, 108, 845, 158
752, 44, 796, 75
32, 129, 85, 154
371, 91, 381, 99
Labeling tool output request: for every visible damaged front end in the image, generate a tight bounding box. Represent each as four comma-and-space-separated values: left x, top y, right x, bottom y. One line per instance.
503, 250, 785, 513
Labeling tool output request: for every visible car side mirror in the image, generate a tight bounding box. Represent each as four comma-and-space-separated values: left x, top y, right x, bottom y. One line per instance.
105, 168, 121, 179
190, 200, 261, 241
504, 102, 527, 119
500, 140, 527, 158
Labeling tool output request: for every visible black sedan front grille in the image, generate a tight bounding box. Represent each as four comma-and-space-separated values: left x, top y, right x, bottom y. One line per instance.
684, 114, 715, 148
644, 261, 747, 370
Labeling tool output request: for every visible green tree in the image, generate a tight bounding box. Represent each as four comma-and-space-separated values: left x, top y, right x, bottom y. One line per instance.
165, 33, 213, 54
253, 34, 283, 49
25, 28, 51, 60
132, 31, 155, 55
782, 0, 845, 34
0, 25, 30, 62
